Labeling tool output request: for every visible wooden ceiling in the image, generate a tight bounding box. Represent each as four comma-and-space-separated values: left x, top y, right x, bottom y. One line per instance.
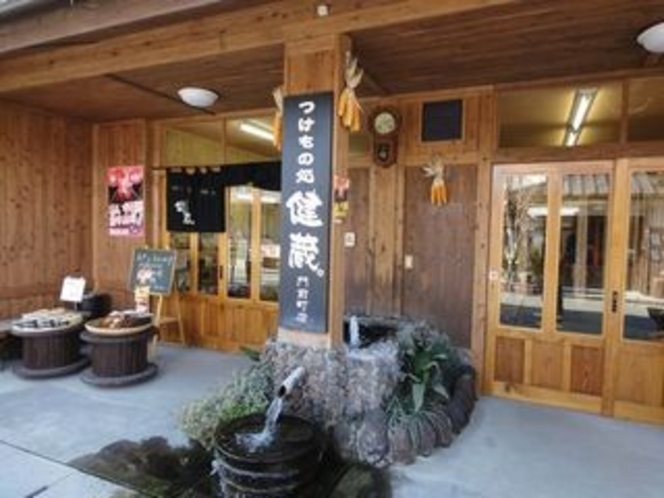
0, 0, 662, 122
1, 45, 284, 121
353, 0, 664, 94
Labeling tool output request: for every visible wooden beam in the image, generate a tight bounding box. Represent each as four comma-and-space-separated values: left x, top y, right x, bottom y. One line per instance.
0, 0, 520, 93
0, 0, 253, 56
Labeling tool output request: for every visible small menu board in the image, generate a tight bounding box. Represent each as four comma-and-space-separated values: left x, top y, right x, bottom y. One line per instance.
60, 276, 86, 303
128, 248, 177, 296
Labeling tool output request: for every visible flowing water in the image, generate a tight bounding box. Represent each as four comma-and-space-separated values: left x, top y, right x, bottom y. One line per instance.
235, 396, 284, 452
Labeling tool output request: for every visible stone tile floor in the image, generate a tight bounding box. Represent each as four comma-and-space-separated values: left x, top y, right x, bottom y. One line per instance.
1, 344, 663, 497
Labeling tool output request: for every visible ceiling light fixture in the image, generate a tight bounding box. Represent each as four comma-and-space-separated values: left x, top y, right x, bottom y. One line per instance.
563, 88, 597, 147
316, 3, 330, 17
240, 121, 274, 142
177, 86, 219, 108
637, 21, 664, 53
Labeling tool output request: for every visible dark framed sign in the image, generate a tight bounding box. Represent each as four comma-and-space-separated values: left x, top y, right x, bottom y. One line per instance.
278, 92, 334, 333
128, 248, 177, 295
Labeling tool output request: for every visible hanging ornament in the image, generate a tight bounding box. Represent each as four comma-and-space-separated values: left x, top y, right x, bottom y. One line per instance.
423, 154, 449, 206
338, 51, 364, 132
272, 86, 284, 150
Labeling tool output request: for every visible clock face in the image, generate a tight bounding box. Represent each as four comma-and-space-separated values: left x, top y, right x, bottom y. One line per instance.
374, 111, 398, 135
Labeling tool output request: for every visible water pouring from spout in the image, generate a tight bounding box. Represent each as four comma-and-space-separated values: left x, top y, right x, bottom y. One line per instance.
235, 366, 306, 452
349, 315, 360, 349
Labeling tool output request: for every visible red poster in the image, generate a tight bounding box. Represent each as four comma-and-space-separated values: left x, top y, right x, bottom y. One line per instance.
107, 165, 144, 237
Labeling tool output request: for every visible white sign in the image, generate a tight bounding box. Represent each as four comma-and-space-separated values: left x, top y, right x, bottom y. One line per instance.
60, 276, 86, 303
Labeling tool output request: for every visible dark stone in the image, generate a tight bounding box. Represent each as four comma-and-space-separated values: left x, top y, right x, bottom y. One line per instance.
387, 425, 415, 465
445, 399, 470, 434
416, 417, 437, 457
355, 410, 390, 467
429, 403, 454, 448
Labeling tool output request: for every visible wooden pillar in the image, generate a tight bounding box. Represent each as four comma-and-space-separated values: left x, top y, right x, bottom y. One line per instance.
278, 34, 351, 349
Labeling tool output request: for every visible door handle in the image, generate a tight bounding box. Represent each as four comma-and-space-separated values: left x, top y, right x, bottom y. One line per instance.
611, 291, 619, 313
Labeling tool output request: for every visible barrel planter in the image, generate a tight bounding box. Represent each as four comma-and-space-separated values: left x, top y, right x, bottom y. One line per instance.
80, 321, 157, 387
214, 414, 324, 497
11, 321, 89, 379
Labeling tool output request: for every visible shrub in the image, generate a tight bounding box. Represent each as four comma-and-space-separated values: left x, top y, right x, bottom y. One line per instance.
178, 362, 273, 451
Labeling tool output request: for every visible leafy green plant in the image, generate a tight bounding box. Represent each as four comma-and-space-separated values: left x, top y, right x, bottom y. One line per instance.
178, 362, 273, 451
393, 324, 459, 414
386, 323, 462, 459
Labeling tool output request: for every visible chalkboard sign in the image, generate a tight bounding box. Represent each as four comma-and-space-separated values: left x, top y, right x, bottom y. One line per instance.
128, 248, 177, 295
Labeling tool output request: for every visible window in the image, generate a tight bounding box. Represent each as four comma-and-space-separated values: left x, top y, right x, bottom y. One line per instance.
628, 76, 664, 142
162, 114, 281, 303
498, 82, 622, 148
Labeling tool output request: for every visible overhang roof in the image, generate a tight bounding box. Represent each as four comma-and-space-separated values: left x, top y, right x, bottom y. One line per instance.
0, 0, 662, 121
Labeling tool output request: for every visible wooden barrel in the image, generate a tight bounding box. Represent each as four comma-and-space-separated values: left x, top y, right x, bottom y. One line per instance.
80, 325, 157, 387
214, 414, 323, 497
11, 322, 89, 378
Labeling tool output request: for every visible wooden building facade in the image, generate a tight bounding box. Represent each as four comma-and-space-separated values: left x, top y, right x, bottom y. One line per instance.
1, 0, 664, 424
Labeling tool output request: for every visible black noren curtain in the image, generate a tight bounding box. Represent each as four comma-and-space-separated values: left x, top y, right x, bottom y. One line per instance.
166, 161, 280, 233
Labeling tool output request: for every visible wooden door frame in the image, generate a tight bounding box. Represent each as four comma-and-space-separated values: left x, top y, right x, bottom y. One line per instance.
485, 160, 617, 415
608, 157, 664, 423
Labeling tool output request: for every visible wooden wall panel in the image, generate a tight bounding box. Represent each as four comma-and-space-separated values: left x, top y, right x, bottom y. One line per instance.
401, 95, 481, 165
402, 165, 477, 346
0, 100, 92, 319
345, 168, 370, 313
369, 164, 400, 315
494, 336, 525, 384
531, 341, 564, 390
615, 349, 664, 406
93, 120, 148, 309
161, 127, 223, 166
570, 345, 604, 396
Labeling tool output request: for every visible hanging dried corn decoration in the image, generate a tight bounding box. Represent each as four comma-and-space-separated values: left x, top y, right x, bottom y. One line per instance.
423, 154, 449, 206
272, 86, 284, 150
338, 51, 364, 132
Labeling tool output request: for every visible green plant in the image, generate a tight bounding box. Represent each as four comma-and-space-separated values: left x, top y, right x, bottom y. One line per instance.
393, 324, 459, 413
386, 323, 462, 458
178, 362, 273, 451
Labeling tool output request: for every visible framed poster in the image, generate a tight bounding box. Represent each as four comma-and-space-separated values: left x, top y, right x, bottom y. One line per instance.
108, 165, 144, 237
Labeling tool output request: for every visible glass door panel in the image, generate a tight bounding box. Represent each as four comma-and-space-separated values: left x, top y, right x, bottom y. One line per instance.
171, 232, 191, 292
499, 174, 548, 329
228, 186, 253, 299
198, 233, 218, 295
557, 174, 610, 335
623, 171, 664, 341
260, 190, 281, 302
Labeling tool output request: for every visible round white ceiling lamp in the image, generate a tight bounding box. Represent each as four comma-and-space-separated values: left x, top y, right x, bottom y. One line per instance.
637, 21, 664, 53
177, 86, 219, 108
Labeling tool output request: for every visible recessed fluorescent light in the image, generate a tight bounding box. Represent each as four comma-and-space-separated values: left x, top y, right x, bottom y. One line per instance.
240, 121, 274, 142
569, 88, 597, 132
563, 88, 597, 147
564, 129, 579, 147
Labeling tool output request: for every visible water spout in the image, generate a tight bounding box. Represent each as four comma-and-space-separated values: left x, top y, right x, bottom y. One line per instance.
277, 366, 306, 398
235, 367, 307, 452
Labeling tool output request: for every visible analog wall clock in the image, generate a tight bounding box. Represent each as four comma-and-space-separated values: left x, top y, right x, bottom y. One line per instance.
369, 107, 401, 167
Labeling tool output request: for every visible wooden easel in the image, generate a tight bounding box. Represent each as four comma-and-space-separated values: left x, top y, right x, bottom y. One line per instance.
155, 291, 186, 345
